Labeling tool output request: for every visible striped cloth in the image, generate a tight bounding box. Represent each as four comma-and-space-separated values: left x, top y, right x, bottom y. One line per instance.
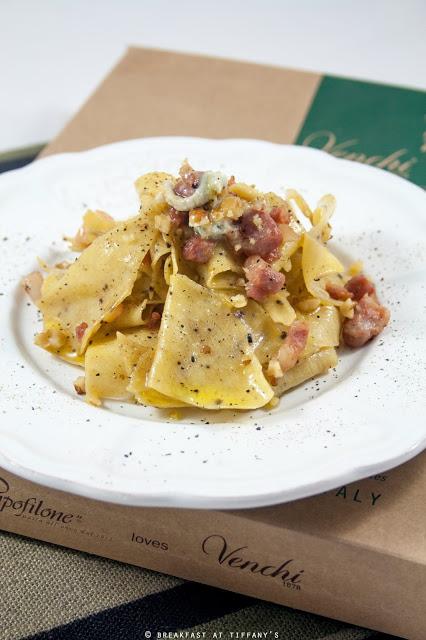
0, 147, 400, 640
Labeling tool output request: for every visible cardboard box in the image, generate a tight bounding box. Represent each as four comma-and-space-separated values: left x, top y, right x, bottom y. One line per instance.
1, 456, 425, 639
4, 48, 426, 638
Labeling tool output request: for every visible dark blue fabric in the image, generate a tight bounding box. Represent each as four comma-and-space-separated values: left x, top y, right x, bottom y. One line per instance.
22, 579, 402, 640
25, 583, 252, 639
0, 154, 39, 174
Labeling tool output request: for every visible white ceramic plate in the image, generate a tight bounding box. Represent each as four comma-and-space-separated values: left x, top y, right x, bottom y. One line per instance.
1, 137, 425, 509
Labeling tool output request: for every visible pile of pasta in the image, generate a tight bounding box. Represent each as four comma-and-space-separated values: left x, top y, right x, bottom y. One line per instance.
29, 165, 365, 411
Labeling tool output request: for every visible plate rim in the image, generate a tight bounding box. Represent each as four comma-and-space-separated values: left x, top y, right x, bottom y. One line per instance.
4, 135, 425, 199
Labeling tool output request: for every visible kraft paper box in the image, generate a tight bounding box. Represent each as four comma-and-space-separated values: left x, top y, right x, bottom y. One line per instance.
3, 47, 426, 639
1, 456, 425, 639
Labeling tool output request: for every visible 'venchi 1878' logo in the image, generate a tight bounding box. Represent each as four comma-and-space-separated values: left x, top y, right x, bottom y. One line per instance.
302, 130, 418, 179
0, 476, 78, 524
202, 534, 304, 591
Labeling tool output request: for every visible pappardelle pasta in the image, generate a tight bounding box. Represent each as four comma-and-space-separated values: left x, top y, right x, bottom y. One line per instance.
23, 161, 390, 411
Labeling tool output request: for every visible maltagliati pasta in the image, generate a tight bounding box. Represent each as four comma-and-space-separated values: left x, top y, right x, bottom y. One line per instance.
23, 162, 390, 410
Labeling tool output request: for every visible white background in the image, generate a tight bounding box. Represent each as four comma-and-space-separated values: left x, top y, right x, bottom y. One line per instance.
1, 0, 425, 154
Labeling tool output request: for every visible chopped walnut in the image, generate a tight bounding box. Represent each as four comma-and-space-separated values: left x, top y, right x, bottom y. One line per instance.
73, 376, 86, 395
267, 358, 283, 384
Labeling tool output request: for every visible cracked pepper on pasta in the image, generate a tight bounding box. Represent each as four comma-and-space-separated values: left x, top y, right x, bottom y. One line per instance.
23, 161, 390, 410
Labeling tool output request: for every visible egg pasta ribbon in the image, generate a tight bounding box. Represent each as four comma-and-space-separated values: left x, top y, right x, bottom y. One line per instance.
146, 275, 274, 409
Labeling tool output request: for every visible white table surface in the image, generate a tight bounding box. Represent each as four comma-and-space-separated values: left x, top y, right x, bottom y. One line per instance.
1, 0, 425, 155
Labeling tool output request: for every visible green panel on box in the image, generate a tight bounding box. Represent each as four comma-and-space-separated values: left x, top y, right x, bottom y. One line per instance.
296, 76, 425, 188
